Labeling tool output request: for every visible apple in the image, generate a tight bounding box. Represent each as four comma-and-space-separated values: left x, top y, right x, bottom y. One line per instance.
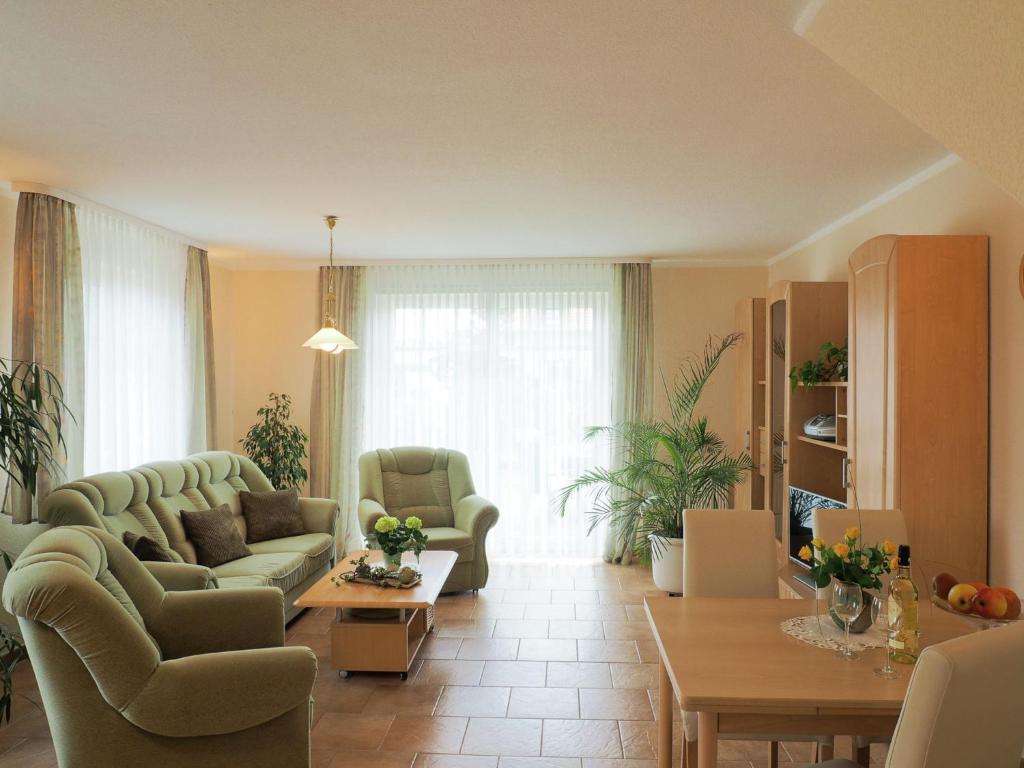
997, 587, 1021, 620
947, 583, 978, 613
967, 581, 989, 592
972, 587, 1008, 619
932, 572, 958, 601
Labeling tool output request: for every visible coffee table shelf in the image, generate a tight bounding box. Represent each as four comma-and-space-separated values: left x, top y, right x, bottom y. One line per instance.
296, 549, 457, 678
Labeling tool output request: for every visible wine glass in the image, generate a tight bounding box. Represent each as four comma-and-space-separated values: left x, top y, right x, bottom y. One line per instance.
830, 580, 863, 660
872, 595, 900, 679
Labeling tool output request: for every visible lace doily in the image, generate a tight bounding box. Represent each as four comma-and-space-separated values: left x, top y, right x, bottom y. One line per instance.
781, 614, 887, 652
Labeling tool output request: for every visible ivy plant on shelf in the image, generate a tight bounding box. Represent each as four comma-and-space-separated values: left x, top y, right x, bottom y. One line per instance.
789, 340, 848, 390
1, 357, 75, 724
240, 393, 309, 490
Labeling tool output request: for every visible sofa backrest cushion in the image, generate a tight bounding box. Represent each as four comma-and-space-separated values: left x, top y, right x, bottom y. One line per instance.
374, 447, 454, 528
137, 460, 220, 565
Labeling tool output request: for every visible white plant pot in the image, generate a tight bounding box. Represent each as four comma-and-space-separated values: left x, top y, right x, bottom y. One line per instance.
649, 535, 685, 594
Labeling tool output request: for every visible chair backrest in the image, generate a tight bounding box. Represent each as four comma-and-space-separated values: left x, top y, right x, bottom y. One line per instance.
359, 447, 476, 528
811, 508, 909, 598
886, 622, 1024, 768
40, 452, 275, 565
1, 526, 165, 713
682, 509, 777, 598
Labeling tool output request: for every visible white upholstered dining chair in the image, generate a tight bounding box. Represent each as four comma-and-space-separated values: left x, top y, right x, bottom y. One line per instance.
681, 508, 802, 767
819, 621, 1024, 767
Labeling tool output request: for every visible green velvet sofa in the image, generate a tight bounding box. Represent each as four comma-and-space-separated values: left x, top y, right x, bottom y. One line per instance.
2, 525, 316, 768
358, 447, 499, 593
39, 451, 339, 621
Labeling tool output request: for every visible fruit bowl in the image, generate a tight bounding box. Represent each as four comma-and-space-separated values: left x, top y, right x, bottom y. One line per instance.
929, 595, 1023, 630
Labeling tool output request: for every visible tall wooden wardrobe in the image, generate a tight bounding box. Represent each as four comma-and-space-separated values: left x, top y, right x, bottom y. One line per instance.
848, 235, 989, 584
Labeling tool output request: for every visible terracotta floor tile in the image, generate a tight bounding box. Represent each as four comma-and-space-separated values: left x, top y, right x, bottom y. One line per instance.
525, 604, 574, 620
499, 758, 581, 768
415, 660, 486, 686
608, 663, 659, 690
0, 737, 58, 768
575, 605, 628, 621
645, 688, 683, 722
541, 719, 622, 758
421, 636, 465, 660
530, 577, 573, 590
502, 589, 552, 604
312, 680, 377, 714
617, 721, 656, 760
385, 716, 469, 754
577, 640, 639, 663
480, 660, 548, 687
518, 639, 578, 661
493, 619, 550, 639
462, 718, 543, 757
326, 750, 417, 768
552, 590, 599, 605
288, 631, 332, 658
545, 661, 612, 688
582, 759, 657, 768
436, 619, 497, 638
507, 686, 580, 719
601, 622, 653, 641
414, 755, 498, 768
579, 689, 653, 720
634, 640, 660, 664
361, 685, 445, 716
623, 606, 648, 621
548, 620, 605, 639
457, 639, 521, 661
598, 590, 644, 606
312, 712, 395, 750
435, 686, 511, 717
435, 605, 478, 621
474, 603, 527, 619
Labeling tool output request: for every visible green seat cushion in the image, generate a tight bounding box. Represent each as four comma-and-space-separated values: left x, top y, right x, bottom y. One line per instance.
423, 527, 474, 563
215, 574, 271, 589
212, 552, 313, 594
248, 533, 334, 561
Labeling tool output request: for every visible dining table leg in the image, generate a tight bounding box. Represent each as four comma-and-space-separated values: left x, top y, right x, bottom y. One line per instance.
658, 659, 673, 768
697, 712, 718, 768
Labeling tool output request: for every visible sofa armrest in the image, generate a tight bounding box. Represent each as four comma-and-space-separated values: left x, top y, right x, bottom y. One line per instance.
122, 646, 316, 738
298, 496, 339, 536
358, 498, 387, 536
454, 495, 499, 540
143, 561, 217, 592
149, 587, 285, 659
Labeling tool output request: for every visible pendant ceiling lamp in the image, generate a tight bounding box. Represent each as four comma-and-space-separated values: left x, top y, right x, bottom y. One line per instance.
303, 215, 358, 354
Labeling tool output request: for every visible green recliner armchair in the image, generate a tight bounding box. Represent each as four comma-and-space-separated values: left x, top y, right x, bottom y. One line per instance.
358, 447, 499, 592
1, 526, 317, 768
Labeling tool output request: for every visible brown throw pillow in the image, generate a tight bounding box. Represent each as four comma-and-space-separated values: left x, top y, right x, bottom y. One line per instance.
122, 531, 175, 562
240, 488, 305, 543
180, 504, 251, 567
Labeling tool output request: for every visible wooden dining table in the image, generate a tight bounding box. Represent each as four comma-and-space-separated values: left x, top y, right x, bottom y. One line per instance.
644, 595, 970, 768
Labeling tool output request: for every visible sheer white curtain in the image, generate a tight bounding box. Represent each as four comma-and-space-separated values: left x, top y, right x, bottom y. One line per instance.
78, 208, 189, 474
361, 263, 616, 559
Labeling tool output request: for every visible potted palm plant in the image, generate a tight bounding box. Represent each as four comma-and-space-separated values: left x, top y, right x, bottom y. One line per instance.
556, 334, 753, 593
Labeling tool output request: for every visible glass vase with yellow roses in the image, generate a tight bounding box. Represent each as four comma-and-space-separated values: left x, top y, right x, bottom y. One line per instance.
799, 527, 898, 633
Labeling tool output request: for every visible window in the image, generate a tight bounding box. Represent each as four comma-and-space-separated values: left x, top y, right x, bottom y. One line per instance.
78, 207, 189, 474
361, 263, 615, 559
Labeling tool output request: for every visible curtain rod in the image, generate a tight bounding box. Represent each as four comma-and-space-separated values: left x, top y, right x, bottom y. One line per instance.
10, 181, 209, 250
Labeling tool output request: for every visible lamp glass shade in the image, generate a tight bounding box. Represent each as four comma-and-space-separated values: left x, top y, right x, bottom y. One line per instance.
302, 325, 358, 352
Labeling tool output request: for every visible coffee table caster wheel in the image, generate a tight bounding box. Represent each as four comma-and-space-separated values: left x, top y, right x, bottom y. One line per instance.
400, 672, 409, 681
338, 670, 349, 679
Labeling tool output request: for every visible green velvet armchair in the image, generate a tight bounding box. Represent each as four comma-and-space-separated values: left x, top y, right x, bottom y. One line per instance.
358, 447, 499, 592
1, 526, 317, 768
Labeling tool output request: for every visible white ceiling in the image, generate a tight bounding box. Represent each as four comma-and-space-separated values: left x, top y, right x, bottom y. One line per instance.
0, 0, 947, 264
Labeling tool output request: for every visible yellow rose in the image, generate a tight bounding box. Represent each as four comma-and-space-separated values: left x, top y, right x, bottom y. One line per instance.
832, 542, 850, 558
882, 540, 897, 556
888, 556, 899, 571
798, 545, 812, 561
811, 537, 825, 550
844, 526, 860, 542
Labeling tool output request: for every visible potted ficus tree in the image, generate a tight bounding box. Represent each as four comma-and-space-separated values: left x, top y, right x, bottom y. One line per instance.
240, 393, 309, 490
556, 334, 753, 594
1, 357, 74, 723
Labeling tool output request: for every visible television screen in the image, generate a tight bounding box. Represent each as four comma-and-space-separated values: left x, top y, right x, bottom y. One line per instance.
788, 486, 846, 566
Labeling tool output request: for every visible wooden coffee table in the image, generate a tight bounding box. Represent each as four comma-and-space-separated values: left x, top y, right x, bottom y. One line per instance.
295, 549, 457, 679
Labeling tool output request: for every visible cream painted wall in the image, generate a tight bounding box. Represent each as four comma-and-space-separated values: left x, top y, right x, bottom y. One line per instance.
652, 265, 769, 454
211, 269, 318, 494
769, 159, 1024, 591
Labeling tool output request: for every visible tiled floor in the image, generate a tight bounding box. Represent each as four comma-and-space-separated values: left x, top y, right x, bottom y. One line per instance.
0, 559, 885, 767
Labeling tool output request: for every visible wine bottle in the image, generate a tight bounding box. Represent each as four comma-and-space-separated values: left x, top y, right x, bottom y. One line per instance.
887, 544, 920, 664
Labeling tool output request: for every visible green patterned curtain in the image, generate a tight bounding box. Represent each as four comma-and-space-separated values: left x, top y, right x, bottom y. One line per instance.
185, 246, 217, 452
605, 262, 654, 563
8, 193, 84, 523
